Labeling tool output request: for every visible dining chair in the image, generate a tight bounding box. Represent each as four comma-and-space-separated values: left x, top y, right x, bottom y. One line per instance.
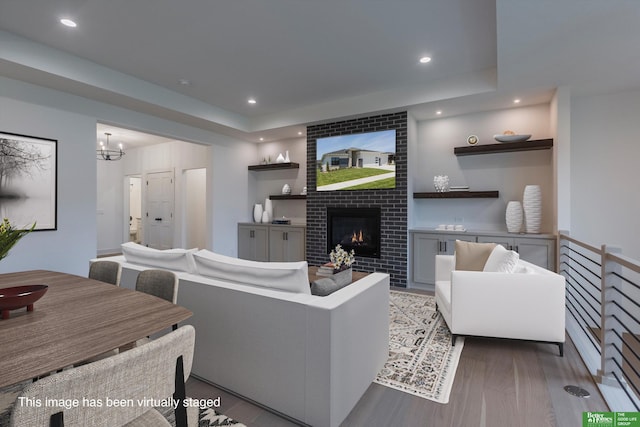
135, 269, 180, 336
10, 324, 195, 427
88, 260, 122, 286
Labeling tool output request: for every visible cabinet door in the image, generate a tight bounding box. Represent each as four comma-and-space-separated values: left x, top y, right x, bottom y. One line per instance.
513, 238, 555, 270
411, 233, 440, 285
269, 226, 305, 262
477, 235, 514, 249
238, 225, 269, 261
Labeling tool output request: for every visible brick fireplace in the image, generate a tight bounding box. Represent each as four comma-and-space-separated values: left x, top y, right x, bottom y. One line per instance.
306, 111, 408, 287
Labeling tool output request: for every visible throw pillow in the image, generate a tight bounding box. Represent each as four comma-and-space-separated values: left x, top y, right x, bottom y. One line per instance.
454, 240, 497, 271
310, 277, 347, 296
483, 244, 520, 273
121, 242, 197, 273
192, 249, 311, 295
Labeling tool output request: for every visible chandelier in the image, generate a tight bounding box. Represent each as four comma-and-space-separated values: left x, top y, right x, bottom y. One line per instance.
97, 132, 125, 161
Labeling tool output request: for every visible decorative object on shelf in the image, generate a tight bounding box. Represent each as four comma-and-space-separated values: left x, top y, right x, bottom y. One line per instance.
261, 157, 267, 165
466, 135, 479, 145
284, 150, 290, 162
253, 203, 263, 223
494, 132, 532, 143
264, 198, 273, 220
505, 201, 523, 233
272, 217, 291, 225
523, 185, 542, 233
261, 210, 270, 223
301, 186, 307, 195
449, 185, 470, 192
281, 183, 291, 194
0, 218, 35, 261
97, 132, 125, 161
276, 153, 285, 163
433, 175, 450, 192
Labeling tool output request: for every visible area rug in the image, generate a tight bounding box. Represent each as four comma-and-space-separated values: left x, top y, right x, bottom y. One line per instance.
0, 381, 245, 427
374, 290, 465, 404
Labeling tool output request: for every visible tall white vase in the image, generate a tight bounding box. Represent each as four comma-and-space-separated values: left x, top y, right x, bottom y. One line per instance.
505, 201, 523, 233
523, 185, 542, 233
253, 204, 263, 223
264, 198, 273, 220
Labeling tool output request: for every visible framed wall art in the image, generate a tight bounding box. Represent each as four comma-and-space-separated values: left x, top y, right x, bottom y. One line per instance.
0, 131, 57, 230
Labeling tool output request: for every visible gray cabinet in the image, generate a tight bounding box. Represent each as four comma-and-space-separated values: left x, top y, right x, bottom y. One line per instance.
410, 230, 556, 288
238, 224, 269, 261
411, 232, 475, 285
238, 223, 305, 262
269, 226, 306, 262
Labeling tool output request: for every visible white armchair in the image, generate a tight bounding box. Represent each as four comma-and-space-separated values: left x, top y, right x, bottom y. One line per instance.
435, 254, 566, 356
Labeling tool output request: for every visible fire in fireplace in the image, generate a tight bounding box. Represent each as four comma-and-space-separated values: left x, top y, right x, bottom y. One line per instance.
327, 207, 381, 258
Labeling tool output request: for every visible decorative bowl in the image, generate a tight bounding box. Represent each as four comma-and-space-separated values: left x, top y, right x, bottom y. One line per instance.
493, 134, 531, 143
0, 284, 48, 319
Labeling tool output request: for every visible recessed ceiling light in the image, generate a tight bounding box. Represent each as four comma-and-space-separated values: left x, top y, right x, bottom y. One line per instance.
419, 56, 432, 64
60, 18, 77, 28
178, 79, 191, 86
436, 110, 442, 115
298, 131, 303, 136
513, 98, 521, 104
248, 98, 257, 105
259, 137, 264, 141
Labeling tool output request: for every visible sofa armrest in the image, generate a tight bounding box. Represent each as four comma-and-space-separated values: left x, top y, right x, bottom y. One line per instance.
435, 255, 454, 282
449, 269, 566, 343
305, 272, 390, 427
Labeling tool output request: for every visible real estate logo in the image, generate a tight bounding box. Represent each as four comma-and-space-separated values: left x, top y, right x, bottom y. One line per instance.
583, 412, 640, 427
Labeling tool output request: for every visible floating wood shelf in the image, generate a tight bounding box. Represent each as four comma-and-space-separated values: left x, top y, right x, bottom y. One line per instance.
269, 194, 307, 200
454, 139, 553, 156
248, 162, 300, 171
413, 191, 499, 199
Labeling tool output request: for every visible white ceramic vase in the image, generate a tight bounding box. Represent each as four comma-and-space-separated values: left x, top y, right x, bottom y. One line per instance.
282, 184, 291, 194
264, 198, 273, 219
284, 150, 290, 162
523, 185, 542, 233
261, 210, 270, 223
276, 153, 285, 163
253, 203, 263, 223
505, 201, 523, 233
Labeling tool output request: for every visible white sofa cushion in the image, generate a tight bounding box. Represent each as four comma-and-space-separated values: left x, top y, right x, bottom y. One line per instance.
483, 244, 520, 273
193, 249, 311, 295
121, 242, 197, 273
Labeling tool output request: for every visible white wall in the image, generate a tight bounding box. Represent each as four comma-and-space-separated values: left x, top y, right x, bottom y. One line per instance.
96, 158, 125, 254
0, 96, 96, 275
0, 76, 256, 271
413, 104, 554, 232
571, 88, 640, 259
184, 168, 207, 249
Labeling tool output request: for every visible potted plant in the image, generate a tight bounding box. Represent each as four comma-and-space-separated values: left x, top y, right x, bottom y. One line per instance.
329, 244, 355, 286
0, 219, 35, 261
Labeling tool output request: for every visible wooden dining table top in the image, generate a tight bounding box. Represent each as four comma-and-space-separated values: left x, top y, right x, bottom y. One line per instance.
0, 270, 192, 388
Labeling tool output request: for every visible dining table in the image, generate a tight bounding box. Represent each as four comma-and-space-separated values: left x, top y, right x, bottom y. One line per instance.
0, 270, 192, 388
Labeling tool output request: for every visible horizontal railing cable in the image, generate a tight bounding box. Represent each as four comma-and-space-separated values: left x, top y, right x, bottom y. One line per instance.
611, 271, 640, 291
611, 285, 640, 312
560, 243, 603, 268
611, 367, 640, 411
566, 302, 601, 352
565, 271, 602, 308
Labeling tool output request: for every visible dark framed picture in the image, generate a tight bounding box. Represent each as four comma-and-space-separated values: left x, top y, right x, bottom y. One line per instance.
0, 131, 57, 230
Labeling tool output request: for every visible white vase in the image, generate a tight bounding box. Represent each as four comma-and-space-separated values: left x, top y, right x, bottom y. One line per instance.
276, 153, 285, 163
264, 198, 273, 219
282, 184, 291, 194
523, 185, 542, 233
505, 201, 523, 233
284, 150, 290, 163
261, 210, 270, 223
253, 204, 263, 223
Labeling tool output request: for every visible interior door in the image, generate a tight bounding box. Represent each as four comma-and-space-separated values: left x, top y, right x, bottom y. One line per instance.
145, 171, 174, 249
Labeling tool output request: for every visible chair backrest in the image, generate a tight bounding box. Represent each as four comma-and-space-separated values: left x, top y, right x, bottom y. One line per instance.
10, 325, 195, 427
135, 269, 179, 304
88, 260, 122, 286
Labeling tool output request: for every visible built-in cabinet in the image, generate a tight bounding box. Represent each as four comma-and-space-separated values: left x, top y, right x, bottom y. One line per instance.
410, 229, 556, 287
238, 223, 306, 262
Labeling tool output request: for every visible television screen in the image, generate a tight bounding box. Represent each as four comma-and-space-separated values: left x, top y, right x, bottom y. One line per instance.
316, 129, 396, 191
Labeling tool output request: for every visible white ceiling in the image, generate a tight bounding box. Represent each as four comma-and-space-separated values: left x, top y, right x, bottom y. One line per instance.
1, 0, 640, 144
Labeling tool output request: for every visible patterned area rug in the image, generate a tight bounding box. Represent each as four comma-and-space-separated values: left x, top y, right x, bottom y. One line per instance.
0, 381, 245, 427
374, 290, 465, 404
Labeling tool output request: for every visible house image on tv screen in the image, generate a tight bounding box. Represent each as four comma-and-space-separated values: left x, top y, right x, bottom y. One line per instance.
316, 129, 396, 191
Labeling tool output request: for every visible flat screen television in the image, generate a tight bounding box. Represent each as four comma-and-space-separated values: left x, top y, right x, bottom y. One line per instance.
315, 129, 396, 191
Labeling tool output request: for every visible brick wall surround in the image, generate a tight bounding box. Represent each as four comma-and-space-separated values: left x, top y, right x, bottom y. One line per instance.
306, 111, 408, 287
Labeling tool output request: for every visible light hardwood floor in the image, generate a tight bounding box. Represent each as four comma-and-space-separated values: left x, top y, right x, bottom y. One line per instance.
186, 293, 609, 427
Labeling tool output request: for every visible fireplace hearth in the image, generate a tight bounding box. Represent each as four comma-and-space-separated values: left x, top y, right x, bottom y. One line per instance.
327, 207, 381, 258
